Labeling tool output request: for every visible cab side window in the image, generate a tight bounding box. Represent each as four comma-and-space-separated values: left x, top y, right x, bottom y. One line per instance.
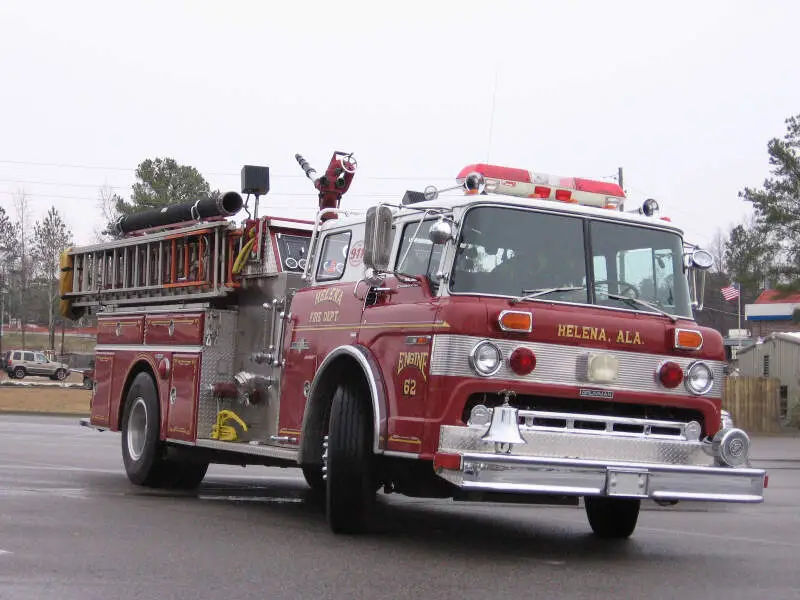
396, 220, 443, 290
316, 231, 352, 282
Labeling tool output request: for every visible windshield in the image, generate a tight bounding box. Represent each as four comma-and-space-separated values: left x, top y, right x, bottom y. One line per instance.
449, 206, 693, 318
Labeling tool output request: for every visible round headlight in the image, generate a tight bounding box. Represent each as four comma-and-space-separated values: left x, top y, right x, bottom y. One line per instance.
685, 361, 714, 395
469, 341, 502, 376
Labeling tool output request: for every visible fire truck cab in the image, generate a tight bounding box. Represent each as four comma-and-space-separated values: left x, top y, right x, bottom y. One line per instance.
69, 155, 766, 539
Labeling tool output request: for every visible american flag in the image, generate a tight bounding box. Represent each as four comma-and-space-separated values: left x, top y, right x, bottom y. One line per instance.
721, 283, 740, 302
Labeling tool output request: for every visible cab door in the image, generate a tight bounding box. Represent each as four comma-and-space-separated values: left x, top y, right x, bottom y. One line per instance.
357, 219, 444, 455
279, 227, 365, 439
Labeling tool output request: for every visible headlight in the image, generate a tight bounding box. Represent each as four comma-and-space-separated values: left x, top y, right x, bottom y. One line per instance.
469, 341, 502, 376
685, 361, 714, 395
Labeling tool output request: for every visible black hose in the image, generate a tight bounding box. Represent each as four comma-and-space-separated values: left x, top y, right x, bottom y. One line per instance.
114, 192, 243, 234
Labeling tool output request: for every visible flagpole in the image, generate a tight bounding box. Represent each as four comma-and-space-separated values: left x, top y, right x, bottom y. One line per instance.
737, 283, 741, 331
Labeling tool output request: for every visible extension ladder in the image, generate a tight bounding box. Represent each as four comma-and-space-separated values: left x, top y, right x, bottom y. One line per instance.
64, 220, 244, 309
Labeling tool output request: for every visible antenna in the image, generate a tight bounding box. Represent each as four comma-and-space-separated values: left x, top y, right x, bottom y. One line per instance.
486, 67, 499, 163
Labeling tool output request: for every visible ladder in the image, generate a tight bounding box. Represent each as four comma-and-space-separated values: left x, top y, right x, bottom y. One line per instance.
65, 220, 244, 309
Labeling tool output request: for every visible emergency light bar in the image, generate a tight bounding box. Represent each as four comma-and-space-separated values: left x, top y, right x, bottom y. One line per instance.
455, 163, 626, 211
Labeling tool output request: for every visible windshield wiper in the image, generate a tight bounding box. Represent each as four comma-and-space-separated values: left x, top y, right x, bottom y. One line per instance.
603, 292, 678, 322
511, 286, 585, 304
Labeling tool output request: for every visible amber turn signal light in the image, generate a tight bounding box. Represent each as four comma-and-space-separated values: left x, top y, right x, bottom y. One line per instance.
498, 310, 533, 333
674, 328, 703, 351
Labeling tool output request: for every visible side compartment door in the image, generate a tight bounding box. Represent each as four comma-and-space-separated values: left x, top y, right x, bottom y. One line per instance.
90, 352, 115, 428
167, 353, 200, 442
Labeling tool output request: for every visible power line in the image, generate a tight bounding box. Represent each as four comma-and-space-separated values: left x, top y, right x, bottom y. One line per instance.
0, 159, 451, 181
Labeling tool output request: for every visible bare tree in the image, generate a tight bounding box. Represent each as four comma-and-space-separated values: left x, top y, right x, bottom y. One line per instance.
709, 227, 729, 274
13, 191, 32, 349
32, 206, 73, 350
94, 184, 123, 242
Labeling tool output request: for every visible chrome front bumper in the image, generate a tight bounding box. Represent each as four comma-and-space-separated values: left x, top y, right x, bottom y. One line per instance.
436, 426, 766, 503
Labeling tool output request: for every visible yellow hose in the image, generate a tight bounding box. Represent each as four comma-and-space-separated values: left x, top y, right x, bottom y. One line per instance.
232, 232, 256, 275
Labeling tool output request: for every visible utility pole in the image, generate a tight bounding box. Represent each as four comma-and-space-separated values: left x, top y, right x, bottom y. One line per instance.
617, 167, 624, 190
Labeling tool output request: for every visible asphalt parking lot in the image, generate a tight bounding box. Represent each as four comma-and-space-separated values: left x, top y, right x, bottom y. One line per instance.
0, 415, 798, 600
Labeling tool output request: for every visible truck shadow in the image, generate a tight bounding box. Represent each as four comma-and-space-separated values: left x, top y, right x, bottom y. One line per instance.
125, 473, 655, 563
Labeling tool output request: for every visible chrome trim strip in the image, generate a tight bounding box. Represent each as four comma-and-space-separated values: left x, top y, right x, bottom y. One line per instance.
304, 344, 388, 454
430, 334, 724, 398
382, 450, 421, 459
196, 439, 299, 461
436, 452, 765, 503
94, 344, 204, 354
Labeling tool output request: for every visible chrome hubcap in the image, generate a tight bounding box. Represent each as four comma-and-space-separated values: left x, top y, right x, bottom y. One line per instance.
322, 435, 329, 481
127, 397, 148, 461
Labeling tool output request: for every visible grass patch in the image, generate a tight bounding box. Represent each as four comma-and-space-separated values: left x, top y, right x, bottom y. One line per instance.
1, 332, 96, 354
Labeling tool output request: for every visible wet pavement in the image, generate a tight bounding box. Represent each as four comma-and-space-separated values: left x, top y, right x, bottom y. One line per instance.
0, 415, 798, 600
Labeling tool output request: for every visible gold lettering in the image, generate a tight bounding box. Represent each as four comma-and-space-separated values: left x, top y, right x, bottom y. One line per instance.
558, 324, 567, 337
616, 330, 625, 343
599, 329, 607, 341
314, 288, 344, 306
566, 325, 575, 337
582, 326, 590, 339
590, 328, 598, 340
633, 331, 642, 345
397, 352, 429, 381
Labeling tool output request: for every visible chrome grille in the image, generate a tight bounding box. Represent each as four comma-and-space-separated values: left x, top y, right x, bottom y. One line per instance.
516, 409, 691, 441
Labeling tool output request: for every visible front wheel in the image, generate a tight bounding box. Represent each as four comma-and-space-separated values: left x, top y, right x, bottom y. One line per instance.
585, 497, 640, 539
83, 376, 93, 390
325, 379, 376, 534
55, 368, 67, 381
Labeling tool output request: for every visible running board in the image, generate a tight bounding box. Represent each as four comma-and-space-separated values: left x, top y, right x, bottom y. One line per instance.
195, 439, 299, 462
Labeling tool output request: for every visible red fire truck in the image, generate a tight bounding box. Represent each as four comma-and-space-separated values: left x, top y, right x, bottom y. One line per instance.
65, 151, 766, 538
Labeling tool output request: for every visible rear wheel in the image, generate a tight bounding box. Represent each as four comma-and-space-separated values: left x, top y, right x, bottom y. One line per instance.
121, 372, 208, 490
585, 497, 640, 539
13, 367, 25, 379
325, 379, 376, 534
121, 373, 163, 486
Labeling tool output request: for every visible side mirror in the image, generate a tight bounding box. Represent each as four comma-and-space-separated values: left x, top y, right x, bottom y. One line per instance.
364, 204, 393, 272
689, 249, 714, 270
428, 218, 456, 245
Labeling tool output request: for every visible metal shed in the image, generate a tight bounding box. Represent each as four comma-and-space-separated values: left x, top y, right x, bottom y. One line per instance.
736, 332, 800, 422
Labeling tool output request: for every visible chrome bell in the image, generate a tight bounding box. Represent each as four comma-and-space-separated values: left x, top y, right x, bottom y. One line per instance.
481, 401, 525, 446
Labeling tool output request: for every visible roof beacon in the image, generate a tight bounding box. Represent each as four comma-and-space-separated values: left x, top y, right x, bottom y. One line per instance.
455, 163, 626, 211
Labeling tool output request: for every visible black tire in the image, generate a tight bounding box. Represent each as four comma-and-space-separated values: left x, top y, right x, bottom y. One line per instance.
159, 460, 209, 490
302, 463, 325, 495
121, 372, 209, 490
55, 368, 67, 381
325, 379, 376, 534
585, 497, 641, 539
83, 376, 93, 390
121, 372, 165, 487
13, 367, 25, 379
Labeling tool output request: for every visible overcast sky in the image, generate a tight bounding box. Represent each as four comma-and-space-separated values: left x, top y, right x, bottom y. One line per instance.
1, 0, 798, 249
